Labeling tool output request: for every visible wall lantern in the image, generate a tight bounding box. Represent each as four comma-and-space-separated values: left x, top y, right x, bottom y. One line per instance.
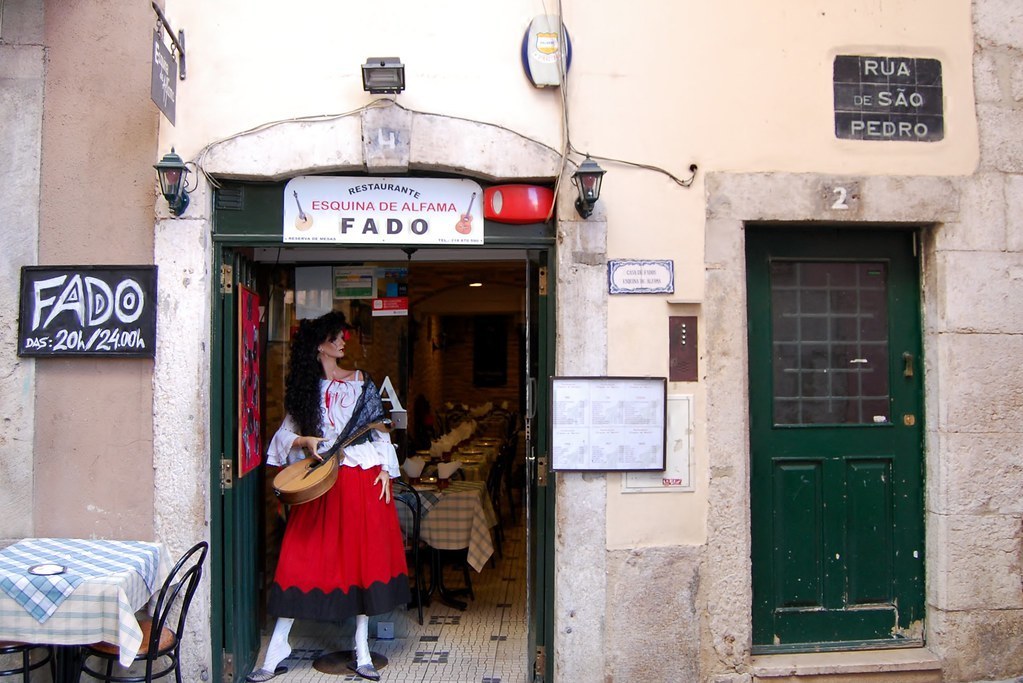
362, 57, 405, 94
572, 156, 606, 218
154, 148, 191, 216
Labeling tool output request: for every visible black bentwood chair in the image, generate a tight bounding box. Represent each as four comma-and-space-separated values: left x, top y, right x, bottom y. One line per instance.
392, 479, 425, 625
78, 541, 209, 683
0, 640, 52, 679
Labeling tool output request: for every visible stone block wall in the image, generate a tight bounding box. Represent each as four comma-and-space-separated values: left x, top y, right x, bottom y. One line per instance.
923, 2, 1023, 680
0, 0, 43, 539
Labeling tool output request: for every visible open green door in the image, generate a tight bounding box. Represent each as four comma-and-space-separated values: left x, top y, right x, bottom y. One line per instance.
526, 251, 555, 682
211, 247, 262, 681
747, 227, 925, 652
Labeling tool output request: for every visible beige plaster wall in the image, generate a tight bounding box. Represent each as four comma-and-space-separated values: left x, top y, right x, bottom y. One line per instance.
35, 0, 158, 538
159, 0, 978, 553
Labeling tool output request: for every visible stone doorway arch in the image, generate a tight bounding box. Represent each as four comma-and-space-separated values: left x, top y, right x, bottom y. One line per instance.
151, 100, 606, 678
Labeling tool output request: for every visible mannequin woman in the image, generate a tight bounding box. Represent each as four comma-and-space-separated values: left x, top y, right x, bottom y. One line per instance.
247, 311, 409, 682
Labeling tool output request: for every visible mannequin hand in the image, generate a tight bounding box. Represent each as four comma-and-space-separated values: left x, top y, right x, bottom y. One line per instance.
374, 470, 391, 503
296, 436, 327, 460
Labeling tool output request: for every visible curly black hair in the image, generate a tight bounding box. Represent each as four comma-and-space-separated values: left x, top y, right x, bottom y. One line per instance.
284, 310, 349, 438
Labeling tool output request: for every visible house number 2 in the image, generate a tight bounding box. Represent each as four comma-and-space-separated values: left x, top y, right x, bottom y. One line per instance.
821, 182, 860, 212
831, 186, 850, 209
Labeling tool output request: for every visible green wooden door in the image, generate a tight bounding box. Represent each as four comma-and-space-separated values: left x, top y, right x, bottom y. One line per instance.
211, 247, 262, 680
526, 252, 555, 681
747, 228, 924, 652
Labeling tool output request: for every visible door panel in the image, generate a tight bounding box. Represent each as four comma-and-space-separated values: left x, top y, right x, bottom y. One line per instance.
846, 458, 893, 604
747, 228, 924, 652
212, 247, 261, 680
526, 251, 554, 682
772, 461, 823, 608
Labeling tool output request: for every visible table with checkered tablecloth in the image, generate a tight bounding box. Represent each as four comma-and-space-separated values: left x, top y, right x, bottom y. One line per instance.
396, 480, 498, 572
422, 455, 492, 483
0, 537, 171, 669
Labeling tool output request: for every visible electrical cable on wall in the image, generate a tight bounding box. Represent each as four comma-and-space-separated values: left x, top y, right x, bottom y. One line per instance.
189, 16, 698, 217
549, 0, 698, 222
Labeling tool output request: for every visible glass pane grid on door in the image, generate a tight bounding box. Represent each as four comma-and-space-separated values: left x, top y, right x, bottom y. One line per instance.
770, 262, 890, 426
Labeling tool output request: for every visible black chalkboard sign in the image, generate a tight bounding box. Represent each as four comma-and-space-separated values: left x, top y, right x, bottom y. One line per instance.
18, 265, 158, 358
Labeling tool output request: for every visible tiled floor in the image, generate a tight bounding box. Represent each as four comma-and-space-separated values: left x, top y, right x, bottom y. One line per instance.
254, 511, 529, 683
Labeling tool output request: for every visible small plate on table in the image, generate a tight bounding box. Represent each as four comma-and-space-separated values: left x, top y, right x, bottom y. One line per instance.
28, 563, 66, 576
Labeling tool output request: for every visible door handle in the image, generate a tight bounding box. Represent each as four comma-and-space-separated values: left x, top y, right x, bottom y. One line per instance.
902, 352, 914, 378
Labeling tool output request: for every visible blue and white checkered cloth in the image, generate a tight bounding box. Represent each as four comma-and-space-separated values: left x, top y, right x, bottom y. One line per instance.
0, 538, 161, 623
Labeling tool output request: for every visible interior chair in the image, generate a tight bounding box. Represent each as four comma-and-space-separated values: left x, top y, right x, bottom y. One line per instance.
0, 641, 51, 679
499, 431, 521, 521
478, 409, 511, 439
445, 408, 468, 431
485, 455, 507, 559
78, 541, 209, 683
392, 479, 425, 624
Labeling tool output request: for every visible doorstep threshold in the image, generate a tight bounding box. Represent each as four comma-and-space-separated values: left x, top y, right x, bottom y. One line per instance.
751, 647, 941, 678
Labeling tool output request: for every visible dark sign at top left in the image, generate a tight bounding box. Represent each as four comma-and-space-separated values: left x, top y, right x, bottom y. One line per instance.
151, 29, 177, 125
18, 266, 158, 358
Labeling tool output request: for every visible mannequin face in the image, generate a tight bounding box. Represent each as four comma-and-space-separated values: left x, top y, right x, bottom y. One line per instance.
318, 331, 348, 360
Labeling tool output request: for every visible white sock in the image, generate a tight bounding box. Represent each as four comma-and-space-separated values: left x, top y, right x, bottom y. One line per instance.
261, 617, 294, 672
354, 614, 371, 666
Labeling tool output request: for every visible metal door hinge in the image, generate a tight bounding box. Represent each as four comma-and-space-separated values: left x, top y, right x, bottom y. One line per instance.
222, 651, 234, 681
533, 644, 546, 682
538, 266, 548, 296
220, 457, 233, 491
221, 264, 234, 294
537, 454, 548, 487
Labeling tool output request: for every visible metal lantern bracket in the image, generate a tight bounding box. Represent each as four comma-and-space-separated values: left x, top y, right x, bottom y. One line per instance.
154, 148, 194, 216
572, 155, 606, 219
151, 1, 186, 80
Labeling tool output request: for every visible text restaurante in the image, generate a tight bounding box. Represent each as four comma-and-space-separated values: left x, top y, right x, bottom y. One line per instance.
347, 182, 421, 197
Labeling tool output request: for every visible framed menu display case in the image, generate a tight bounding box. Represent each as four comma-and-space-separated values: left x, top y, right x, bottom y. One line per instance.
550, 376, 666, 471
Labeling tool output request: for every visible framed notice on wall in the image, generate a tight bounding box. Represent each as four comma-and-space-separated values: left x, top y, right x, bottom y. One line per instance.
551, 376, 666, 471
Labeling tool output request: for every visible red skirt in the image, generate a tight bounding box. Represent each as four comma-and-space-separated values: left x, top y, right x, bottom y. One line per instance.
268, 464, 410, 621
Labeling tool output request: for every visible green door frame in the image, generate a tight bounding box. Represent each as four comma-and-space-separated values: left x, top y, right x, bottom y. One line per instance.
209, 180, 558, 682
526, 250, 556, 683
211, 247, 262, 682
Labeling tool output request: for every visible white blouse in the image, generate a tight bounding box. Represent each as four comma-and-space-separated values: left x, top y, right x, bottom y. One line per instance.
267, 378, 400, 478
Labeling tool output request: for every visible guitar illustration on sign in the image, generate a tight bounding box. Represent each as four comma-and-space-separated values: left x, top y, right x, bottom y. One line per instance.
455, 192, 477, 235
293, 190, 313, 231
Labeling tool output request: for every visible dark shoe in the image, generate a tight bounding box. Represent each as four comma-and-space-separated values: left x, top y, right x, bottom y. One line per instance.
347, 660, 381, 681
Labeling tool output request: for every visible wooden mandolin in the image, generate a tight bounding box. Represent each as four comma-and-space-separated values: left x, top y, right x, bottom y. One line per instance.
273, 419, 392, 505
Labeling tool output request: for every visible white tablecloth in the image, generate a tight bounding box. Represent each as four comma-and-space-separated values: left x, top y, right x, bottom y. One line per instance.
397, 480, 498, 571
0, 538, 170, 667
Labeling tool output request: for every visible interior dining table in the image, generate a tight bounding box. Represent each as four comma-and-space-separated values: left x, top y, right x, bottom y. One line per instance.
395, 479, 499, 610
0, 537, 171, 682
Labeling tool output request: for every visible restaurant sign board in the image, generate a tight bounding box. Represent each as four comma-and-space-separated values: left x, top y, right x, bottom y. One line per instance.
18, 265, 157, 358
150, 30, 177, 125
283, 176, 485, 245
